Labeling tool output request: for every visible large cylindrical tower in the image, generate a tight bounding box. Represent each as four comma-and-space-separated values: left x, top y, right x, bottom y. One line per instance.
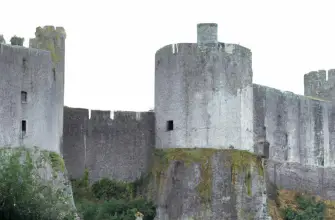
155, 23, 254, 150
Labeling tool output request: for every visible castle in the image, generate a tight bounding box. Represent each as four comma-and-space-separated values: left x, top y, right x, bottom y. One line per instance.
1, 23, 335, 193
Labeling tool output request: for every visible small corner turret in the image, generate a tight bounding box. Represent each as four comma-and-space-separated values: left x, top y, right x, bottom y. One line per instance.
197, 23, 218, 48
10, 36, 24, 46
29, 25, 66, 64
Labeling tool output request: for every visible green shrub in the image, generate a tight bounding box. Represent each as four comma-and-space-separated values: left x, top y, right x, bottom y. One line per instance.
77, 198, 156, 220
283, 194, 326, 220
0, 148, 76, 220
91, 178, 135, 201
72, 174, 156, 220
49, 151, 65, 172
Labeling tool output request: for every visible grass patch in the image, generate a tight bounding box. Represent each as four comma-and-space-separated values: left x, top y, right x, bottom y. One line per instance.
305, 96, 330, 102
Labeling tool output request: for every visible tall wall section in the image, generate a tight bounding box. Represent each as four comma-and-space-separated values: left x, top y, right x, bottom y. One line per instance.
30, 26, 66, 154
0, 43, 60, 152
155, 23, 253, 150
253, 84, 335, 167
266, 159, 335, 200
63, 106, 155, 182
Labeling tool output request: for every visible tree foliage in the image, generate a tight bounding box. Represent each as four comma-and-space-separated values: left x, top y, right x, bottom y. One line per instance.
72, 176, 156, 220
0, 148, 76, 220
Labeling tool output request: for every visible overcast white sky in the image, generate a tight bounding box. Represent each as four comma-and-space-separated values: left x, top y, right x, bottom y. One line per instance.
1, 0, 335, 111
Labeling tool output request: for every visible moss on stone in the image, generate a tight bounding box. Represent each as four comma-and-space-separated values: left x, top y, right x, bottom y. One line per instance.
245, 169, 252, 196
151, 148, 263, 203
48, 151, 65, 172
305, 96, 330, 102
33, 26, 63, 64
0, 146, 76, 218
240, 209, 256, 220
0, 148, 65, 179
258, 163, 264, 177
46, 41, 60, 63
152, 148, 217, 202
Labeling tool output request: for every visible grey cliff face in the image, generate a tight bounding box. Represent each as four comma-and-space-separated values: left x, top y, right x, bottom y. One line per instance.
146, 150, 269, 220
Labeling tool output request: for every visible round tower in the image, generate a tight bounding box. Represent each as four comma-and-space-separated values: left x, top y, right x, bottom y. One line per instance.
154, 23, 254, 150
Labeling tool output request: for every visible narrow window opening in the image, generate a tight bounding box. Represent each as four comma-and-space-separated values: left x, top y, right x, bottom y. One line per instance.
22, 57, 27, 72
21, 91, 27, 103
167, 120, 174, 131
263, 142, 270, 159
52, 68, 56, 81
21, 120, 27, 137
231, 166, 234, 184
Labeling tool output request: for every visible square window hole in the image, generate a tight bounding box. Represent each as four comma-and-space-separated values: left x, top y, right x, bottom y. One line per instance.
52, 68, 56, 81
21, 91, 27, 103
167, 120, 174, 131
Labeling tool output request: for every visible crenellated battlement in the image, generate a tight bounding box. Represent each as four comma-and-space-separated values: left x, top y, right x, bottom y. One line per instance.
88, 109, 154, 123
0, 42, 51, 59
155, 42, 251, 59
90, 110, 111, 121
33, 26, 66, 40
304, 69, 335, 101
29, 25, 66, 64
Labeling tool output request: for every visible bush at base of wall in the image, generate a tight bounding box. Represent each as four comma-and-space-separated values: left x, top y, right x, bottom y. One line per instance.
268, 189, 335, 220
0, 146, 77, 220
71, 174, 156, 220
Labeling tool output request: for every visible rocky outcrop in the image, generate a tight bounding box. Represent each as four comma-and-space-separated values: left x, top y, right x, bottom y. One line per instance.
0, 146, 77, 219
142, 149, 269, 220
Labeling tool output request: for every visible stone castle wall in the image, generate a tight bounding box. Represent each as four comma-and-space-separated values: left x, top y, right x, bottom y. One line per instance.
266, 160, 335, 200
253, 83, 335, 167
63, 106, 155, 182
